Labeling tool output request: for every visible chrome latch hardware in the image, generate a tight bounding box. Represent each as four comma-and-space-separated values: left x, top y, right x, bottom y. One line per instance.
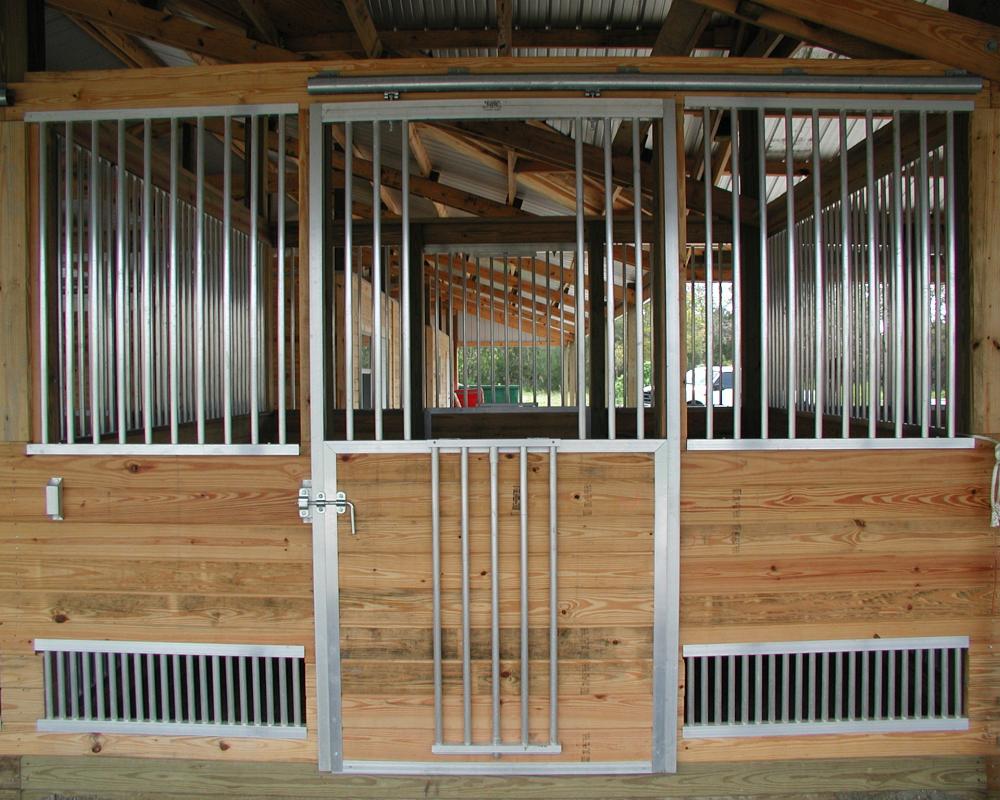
298, 480, 357, 534
384, 90, 400, 101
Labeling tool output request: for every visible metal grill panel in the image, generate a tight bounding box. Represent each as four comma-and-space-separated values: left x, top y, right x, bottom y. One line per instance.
35, 640, 306, 739
683, 637, 968, 737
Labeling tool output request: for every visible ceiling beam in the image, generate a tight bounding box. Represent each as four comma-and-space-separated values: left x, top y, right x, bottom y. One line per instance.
752, 0, 1000, 82
496, 0, 513, 56
330, 149, 530, 219
47, 0, 304, 63
612, 0, 712, 156
341, 0, 383, 58
407, 125, 448, 217
68, 14, 165, 68
690, 0, 908, 59
234, 0, 282, 47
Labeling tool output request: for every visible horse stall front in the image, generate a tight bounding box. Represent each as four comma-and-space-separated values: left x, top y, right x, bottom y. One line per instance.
0, 56, 996, 797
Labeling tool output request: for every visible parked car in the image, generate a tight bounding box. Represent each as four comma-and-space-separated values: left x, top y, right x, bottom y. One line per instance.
688, 365, 734, 407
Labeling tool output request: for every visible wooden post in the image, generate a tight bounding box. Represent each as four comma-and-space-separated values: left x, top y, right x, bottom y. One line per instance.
968, 107, 1000, 437
0, 121, 31, 442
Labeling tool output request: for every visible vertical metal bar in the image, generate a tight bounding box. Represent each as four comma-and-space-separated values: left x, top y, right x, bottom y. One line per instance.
847, 650, 856, 720
252, 656, 262, 725
292, 655, 302, 726
88, 122, 101, 443
38, 122, 51, 442
170, 653, 181, 723
504, 255, 511, 393
834, 651, 843, 720
874, 649, 883, 719
575, 118, 586, 438
727, 655, 736, 724
729, 108, 742, 440
238, 656, 248, 724
632, 120, 646, 438
279, 657, 289, 726
685, 657, 695, 726
604, 118, 616, 438
700, 656, 708, 723
928, 647, 936, 717
343, 122, 355, 439
81, 651, 93, 719
158, 653, 169, 723
489, 445, 501, 745
548, 444, 559, 744
56, 650, 68, 718
807, 652, 816, 721
785, 110, 797, 438
954, 647, 962, 717
372, 122, 383, 440
865, 112, 878, 438
714, 655, 723, 723
183, 655, 194, 722
248, 115, 260, 443
460, 447, 471, 744
740, 655, 749, 724
63, 125, 76, 443
476, 257, 482, 392
140, 121, 153, 443
945, 113, 957, 437
839, 112, 851, 438
277, 114, 287, 444
914, 648, 923, 718
811, 110, 824, 439
941, 648, 950, 717
892, 115, 904, 437
401, 120, 412, 438
861, 649, 870, 719
265, 656, 275, 725
767, 653, 776, 722
754, 653, 762, 723
224, 655, 235, 724
704, 108, 715, 439
520, 445, 530, 744
559, 251, 566, 408
431, 446, 443, 742
918, 112, 930, 437
193, 118, 206, 443
221, 116, 233, 443
821, 651, 829, 721
69, 652, 81, 719
43, 651, 55, 719
208, 654, 220, 722
757, 110, 769, 438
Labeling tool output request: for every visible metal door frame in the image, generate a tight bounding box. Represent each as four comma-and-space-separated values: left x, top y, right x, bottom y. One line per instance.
307, 98, 683, 775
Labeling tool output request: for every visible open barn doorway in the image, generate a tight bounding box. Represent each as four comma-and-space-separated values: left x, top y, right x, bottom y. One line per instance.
305, 97, 682, 774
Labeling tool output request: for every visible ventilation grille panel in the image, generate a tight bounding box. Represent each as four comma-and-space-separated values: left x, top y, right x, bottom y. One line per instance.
36, 640, 306, 739
683, 637, 969, 738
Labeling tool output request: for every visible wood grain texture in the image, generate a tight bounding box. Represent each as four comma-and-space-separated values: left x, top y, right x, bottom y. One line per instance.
0, 123, 31, 441
970, 109, 1000, 437
15, 755, 989, 797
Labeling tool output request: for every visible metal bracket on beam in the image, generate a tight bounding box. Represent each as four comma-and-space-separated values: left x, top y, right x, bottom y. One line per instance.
45, 477, 63, 521
0, 86, 9, 107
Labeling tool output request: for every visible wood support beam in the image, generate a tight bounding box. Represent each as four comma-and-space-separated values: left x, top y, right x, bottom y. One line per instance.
235, 0, 283, 47
969, 109, 1000, 436
690, 0, 907, 59
407, 125, 447, 217
496, 0, 514, 56
330, 149, 529, 219
46, 0, 304, 63
0, 122, 30, 440
67, 15, 165, 69
341, 0, 383, 58
751, 0, 1000, 82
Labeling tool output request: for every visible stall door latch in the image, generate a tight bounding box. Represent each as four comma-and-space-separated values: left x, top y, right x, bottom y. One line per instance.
298, 480, 357, 534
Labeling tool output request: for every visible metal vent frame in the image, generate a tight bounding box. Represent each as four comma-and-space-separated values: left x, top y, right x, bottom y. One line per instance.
36, 639, 307, 739
683, 636, 969, 738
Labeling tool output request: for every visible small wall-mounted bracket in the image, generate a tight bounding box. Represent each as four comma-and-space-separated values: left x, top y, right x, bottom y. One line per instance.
45, 477, 63, 521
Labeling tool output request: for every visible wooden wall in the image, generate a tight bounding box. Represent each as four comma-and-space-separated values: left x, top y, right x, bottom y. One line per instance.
0, 444, 316, 763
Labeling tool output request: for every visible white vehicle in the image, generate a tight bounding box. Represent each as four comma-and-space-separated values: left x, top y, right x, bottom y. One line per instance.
687, 365, 734, 407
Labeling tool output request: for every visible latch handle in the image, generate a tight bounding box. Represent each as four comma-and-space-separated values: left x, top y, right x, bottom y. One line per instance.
333, 491, 357, 536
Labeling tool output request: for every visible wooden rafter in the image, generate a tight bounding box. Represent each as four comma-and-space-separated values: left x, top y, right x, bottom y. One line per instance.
690, 0, 908, 59
341, 0, 383, 58
235, 0, 283, 47
496, 0, 514, 56
47, 0, 304, 63
407, 125, 448, 218
754, 0, 1000, 82
612, 0, 711, 155
68, 14, 164, 68
330, 149, 529, 219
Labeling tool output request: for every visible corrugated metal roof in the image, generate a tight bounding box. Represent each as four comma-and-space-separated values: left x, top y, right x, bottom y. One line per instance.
369, 0, 672, 32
